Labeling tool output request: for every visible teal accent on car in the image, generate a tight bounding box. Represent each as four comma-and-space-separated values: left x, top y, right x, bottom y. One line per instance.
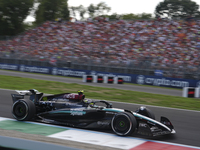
49, 110, 86, 115
134, 113, 155, 122
49, 111, 71, 114
102, 108, 124, 112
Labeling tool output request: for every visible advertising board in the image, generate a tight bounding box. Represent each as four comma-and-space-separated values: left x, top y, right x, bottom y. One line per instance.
0, 63, 199, 89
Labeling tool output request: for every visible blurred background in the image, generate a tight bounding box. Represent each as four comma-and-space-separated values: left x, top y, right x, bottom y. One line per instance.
1, 0, 200, 80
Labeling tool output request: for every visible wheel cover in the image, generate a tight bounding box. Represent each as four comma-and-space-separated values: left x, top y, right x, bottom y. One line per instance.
112, 114, 132, 135
119, 121, 125, 127
12, 101, 28, 120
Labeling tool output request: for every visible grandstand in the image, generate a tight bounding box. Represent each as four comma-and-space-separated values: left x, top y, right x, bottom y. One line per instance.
0, 18, 200, 79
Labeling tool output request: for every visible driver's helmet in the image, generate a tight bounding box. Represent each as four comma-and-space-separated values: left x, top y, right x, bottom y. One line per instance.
78, 90, 84, 95
83, 99, 93, 107
78, 90, 85, 100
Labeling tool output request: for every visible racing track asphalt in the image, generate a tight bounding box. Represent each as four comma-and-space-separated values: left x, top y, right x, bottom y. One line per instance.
0, 70, 200, 148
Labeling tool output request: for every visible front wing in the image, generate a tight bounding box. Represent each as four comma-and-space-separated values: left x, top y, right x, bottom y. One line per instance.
132, 112, 176, 136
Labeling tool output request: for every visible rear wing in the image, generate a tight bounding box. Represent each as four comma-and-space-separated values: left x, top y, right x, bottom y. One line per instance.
11, 89, 43, 103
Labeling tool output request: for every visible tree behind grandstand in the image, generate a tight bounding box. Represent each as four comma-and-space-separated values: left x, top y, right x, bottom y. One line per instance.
70, 2, 152, 21
34, 0, 69, 25
0, 0, 34, 35
69, 2, 111, 20
155, 0, 200, 19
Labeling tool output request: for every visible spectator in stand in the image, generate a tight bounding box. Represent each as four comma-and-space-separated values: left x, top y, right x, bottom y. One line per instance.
1, 18, 200, 77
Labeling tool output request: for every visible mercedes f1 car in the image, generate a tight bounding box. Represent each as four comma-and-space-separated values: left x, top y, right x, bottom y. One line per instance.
11, 89, 176, 136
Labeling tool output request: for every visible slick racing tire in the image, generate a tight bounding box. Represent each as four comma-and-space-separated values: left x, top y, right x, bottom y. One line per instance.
111, 112, 137, 136
12, 99, 36, 121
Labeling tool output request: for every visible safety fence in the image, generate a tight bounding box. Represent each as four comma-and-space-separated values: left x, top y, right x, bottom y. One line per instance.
0, 57, 199, 80
1, 61, 200, 89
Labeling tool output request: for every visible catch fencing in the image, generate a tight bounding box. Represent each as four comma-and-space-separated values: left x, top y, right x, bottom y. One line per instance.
0, 56, 199, 80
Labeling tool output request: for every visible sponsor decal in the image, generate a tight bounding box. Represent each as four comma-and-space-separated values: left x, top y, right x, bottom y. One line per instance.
150, 126, 162, 132
52, 67, 58, 75
66, 103, 82, 107
70, 110, 86, 116
139, 123, 148, 128
153, 131, 171, 136
196, 81, 200, 87
136, 75, 145, 84
20, 65, 25, 72
63, 94, 76, 99
155, 70, 163, 76
106, 112, 115, 115
0, 64, 18, 70
136, 75, 189, 88
97, 121, 110, 125
51, 68, 86, 77
90, 71, 96, 76
19, 65, 49, 73
52, 98, 69, 102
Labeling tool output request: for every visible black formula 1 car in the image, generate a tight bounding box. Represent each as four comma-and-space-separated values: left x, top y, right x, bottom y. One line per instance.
11, 89, 176, 136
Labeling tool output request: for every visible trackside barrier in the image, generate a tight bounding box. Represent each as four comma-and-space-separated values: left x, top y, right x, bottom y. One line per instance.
114, 77, 123, 84
182, 87, 200, 98
103, 76, 108, 83
93, 75, 104, 83
103, 76, 123, 84
3, 62, 200, 89
83, 75, 123, 84
107, 76, 114, 84
82, 75, 93, 82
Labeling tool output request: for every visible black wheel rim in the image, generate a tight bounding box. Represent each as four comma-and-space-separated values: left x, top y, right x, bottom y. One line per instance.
13, 102, 27, 119
113, 116, 131, 134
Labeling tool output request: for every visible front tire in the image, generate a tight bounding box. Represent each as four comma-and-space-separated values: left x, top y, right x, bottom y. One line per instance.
12, 99, 36, 121
111, 112, 137, 136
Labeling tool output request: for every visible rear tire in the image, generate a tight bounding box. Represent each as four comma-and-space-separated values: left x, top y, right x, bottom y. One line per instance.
111, 112, 137, 136
12, 99, 36, 121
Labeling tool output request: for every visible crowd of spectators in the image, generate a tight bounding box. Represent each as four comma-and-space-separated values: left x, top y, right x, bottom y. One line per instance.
1, 17, 200, 75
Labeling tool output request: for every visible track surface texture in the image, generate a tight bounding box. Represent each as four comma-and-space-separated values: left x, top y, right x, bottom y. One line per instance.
0, 70, 200, 148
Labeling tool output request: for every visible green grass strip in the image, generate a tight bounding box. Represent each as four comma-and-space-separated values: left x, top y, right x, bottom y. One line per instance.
1, 75, 200, 111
